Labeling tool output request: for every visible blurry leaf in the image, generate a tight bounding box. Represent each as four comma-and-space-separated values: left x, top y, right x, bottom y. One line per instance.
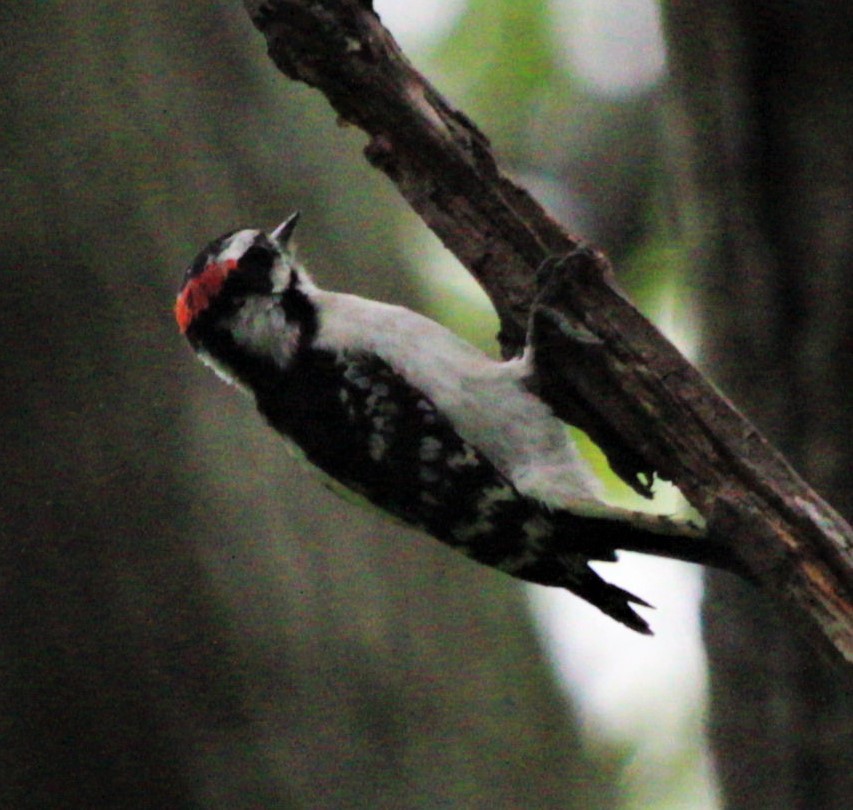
433, 0, 568, 156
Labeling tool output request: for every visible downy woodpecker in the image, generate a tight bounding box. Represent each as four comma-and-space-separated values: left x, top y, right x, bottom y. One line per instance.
176, 213, 725, 633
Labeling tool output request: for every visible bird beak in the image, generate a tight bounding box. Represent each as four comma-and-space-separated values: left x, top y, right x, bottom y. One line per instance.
270, 212, 301, 246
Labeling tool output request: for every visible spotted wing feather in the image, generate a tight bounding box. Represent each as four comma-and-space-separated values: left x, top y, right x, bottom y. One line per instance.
252, 348, 651, 633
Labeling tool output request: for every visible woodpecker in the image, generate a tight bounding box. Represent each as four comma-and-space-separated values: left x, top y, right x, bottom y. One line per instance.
176, 213, 727, 633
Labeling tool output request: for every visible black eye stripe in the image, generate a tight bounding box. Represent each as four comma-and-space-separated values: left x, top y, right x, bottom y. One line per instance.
239, 244, 274, 273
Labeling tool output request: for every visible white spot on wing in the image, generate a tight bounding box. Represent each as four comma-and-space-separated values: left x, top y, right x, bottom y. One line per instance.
453, 484, 517, 542
520, 517, 552, 547
453, 519, 494, 542
496, 547, 541, 574
368, 433, 386, 461
447, 446, 479, 469
419, 436, 443, 462
479, 484, 516, 509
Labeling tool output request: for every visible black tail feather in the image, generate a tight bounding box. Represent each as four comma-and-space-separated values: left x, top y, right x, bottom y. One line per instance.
550, 509, 748, 578
557, 556, 654, 634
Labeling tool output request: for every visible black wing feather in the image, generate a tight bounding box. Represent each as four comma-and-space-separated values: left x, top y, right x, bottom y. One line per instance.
249, 347, 652, 632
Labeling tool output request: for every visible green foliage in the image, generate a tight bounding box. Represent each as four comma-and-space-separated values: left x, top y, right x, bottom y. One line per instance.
433, 0, 570, 158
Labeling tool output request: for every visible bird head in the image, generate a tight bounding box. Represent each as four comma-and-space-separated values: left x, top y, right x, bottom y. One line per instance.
175, 212, 301, 340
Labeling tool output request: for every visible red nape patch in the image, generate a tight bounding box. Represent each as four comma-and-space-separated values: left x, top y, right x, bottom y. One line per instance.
175, 259, 238, 333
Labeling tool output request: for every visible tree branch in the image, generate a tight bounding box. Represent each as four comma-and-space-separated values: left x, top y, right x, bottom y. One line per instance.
242, 0, 853, 665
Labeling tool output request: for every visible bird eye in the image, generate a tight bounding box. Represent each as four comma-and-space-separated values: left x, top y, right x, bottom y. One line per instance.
239, 245, 274, 274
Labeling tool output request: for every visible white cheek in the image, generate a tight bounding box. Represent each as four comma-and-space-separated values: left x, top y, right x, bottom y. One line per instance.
227, 299, 299, 369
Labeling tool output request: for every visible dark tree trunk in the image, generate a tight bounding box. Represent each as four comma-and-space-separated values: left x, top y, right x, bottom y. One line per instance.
664, 3, 853, 807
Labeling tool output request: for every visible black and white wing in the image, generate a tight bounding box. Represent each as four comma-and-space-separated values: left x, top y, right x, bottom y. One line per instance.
253, 347, 652, 633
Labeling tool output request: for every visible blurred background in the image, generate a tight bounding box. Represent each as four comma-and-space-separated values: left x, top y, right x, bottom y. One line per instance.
1, 1, 850, 808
